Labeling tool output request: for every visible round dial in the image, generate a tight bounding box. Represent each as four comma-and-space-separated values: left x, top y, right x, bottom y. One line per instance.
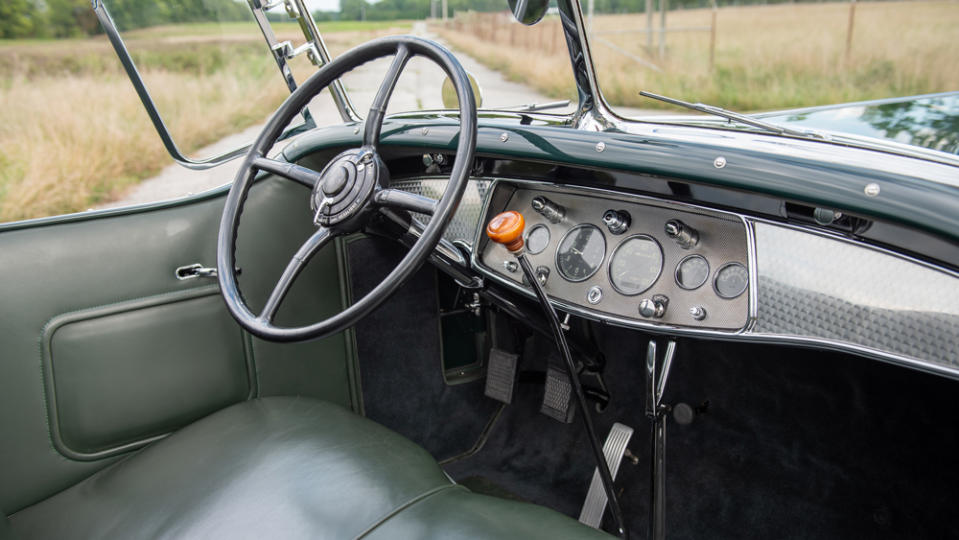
525, 224, 550, 255
555, 225, 606, 282
714, 262, 748, 299
675, 254, 710, 290
608, 235, 663, 295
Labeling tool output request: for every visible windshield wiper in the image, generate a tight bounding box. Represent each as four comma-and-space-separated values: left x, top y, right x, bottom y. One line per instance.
639, 91, 828, 140
499, 100, 571, 113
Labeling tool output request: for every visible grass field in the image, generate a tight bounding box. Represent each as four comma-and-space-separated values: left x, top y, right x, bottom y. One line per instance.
434, 1, 959, 111
0, 21, 410, 222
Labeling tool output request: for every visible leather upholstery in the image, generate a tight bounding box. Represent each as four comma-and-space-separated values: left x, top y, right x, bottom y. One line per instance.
9, 397, 611, 539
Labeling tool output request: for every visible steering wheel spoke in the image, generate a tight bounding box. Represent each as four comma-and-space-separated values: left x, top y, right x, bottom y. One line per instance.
374, 188, 437, 216
252, 156, 322, 189
259, 227, 336, 322
363, 44, 412, 150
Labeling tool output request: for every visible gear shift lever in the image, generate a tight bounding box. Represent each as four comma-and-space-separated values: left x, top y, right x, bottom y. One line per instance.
487, 211, 628, 539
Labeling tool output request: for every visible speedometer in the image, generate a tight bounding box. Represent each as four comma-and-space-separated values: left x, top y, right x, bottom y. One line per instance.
608, 235, 663, 295
556, 224, 606, 282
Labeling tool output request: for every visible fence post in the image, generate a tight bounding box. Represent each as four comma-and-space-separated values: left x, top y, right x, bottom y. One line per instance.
709, 0, 717, 70
845, 0, 856, 63
646, 0, 654, 52
658, 0, 668, 59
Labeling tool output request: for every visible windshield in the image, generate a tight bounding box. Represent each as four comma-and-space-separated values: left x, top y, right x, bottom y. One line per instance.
582, 1, 959, 129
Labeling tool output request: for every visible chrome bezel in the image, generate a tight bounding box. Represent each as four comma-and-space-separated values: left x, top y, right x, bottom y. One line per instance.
713, 261, 749, 299
525, 223, 551, 255
608, 234, 664, 296
554, 223, 607, 283
674, 254, 710, 291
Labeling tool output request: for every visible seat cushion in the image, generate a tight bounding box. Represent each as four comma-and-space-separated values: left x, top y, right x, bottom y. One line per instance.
9, 397, 612, 539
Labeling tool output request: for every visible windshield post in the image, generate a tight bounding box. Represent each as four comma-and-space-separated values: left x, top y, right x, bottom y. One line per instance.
247, 0, 360, 124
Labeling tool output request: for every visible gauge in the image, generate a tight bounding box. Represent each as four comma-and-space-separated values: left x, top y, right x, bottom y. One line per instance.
608, 235, 663, 295
675, 255, 710, 290
714, 262, 748, 299
555, 224, 606, 282
525, 224, 550, 255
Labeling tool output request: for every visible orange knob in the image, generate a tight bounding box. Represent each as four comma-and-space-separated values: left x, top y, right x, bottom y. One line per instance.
487, 211, 525, 253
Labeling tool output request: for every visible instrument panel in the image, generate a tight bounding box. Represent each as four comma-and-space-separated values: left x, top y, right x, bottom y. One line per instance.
476, 182, 752, 331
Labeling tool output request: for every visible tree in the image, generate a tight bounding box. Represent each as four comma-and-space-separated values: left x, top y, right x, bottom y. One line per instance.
0, 0, 41, 39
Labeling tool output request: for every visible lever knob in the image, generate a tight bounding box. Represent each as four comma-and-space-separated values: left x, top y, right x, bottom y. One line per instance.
487, 211, 526, 253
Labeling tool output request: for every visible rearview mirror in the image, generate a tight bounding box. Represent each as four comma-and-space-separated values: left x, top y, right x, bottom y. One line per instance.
508, 0, 550, 25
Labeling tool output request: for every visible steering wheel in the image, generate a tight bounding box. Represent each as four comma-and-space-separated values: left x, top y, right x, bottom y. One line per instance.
217, 36, 477, 342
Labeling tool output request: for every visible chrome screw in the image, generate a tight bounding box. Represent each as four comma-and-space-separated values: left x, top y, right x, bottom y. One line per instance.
713, 156, 727, 168
595, 141, 606, 152
864, 183, 881, 197
499, 132, 509, 142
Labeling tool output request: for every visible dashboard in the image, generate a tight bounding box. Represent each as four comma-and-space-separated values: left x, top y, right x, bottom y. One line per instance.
392, 175, 959, 381
475, 182, 752, 332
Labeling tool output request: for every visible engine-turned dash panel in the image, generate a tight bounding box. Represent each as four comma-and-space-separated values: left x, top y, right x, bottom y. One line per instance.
475, 181, 752, 331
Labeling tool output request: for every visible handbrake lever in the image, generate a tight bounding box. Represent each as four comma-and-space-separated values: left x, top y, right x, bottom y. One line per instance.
486, 211, 629, 539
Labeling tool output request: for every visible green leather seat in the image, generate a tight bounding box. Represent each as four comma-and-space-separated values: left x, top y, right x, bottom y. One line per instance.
8, 397, 611, 539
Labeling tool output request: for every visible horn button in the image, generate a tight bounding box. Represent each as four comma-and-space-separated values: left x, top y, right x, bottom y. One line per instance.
311, 150, 379, 227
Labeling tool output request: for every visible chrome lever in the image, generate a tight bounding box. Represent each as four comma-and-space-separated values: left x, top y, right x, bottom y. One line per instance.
175, 263, 218, 280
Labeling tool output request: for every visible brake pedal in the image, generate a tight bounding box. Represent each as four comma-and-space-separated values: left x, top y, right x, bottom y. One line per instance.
540, 366, 575, 423
578, 422, 635, 528
484, 348, 519, 404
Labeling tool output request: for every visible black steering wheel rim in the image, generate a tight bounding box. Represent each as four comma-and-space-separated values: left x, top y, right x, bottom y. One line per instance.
217, 35, 477, 342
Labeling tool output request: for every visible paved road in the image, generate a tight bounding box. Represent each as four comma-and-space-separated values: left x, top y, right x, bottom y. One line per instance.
101, 23, 651, 208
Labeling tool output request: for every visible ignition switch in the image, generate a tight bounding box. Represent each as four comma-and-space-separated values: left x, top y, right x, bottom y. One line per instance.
602, 209, 631, 235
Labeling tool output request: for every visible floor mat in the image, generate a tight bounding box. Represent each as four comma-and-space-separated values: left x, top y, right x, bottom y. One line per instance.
444, 326, 959, 539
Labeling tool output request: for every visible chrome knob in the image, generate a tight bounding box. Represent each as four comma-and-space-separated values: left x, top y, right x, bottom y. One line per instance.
531, 196, 565, 224
689, 305, 707, 321
664, 219, 699, 249
639, 295, 669, 318
602, 209, 631, 235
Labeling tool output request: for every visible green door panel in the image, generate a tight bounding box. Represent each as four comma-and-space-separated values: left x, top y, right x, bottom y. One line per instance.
44, 287, 253, 461
0, 177, 355, 514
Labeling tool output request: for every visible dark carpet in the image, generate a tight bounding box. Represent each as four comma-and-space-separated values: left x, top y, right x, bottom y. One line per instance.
349, 242, 959, 538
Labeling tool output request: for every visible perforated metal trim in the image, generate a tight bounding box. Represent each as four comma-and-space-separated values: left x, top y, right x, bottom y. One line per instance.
391, 178, 492, 246
753, 223, 959, 371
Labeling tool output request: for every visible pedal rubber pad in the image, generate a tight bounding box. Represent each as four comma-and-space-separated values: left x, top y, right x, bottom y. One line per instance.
579, 422, 635, 528
484, 348, 519, 404
541, 366, 576, 423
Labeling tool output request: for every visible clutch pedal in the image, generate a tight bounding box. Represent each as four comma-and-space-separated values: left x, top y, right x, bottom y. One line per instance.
578, 422, 635, 528
540, 365, 575, 423
484, 348, 519, 404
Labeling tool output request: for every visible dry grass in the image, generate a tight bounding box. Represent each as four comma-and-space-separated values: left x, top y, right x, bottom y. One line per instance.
0, 23, 409, 222
435, 1, 959, 111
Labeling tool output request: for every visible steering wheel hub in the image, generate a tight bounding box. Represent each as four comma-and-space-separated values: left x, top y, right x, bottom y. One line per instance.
310, 150, 379, 227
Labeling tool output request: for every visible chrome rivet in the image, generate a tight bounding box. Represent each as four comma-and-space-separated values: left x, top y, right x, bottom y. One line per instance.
689, 306, 707, 321
595, 141, 606, 153
713, 156, 727, 168
499, 132, 509, 142
421, 127, 430, 135
353, 125, 360, 134
864, 183, 881, 197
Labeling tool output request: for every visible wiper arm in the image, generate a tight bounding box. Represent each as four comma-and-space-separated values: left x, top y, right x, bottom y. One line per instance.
499, 100, 571, 113
639, 91, 827, 139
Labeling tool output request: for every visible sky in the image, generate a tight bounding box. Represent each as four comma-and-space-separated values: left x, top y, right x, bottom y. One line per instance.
302, 0, 343, 12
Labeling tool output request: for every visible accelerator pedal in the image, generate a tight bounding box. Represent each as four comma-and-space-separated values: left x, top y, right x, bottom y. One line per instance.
484, 348, 519, 404
578, 422, 635, 528
541, 366, 576, 423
